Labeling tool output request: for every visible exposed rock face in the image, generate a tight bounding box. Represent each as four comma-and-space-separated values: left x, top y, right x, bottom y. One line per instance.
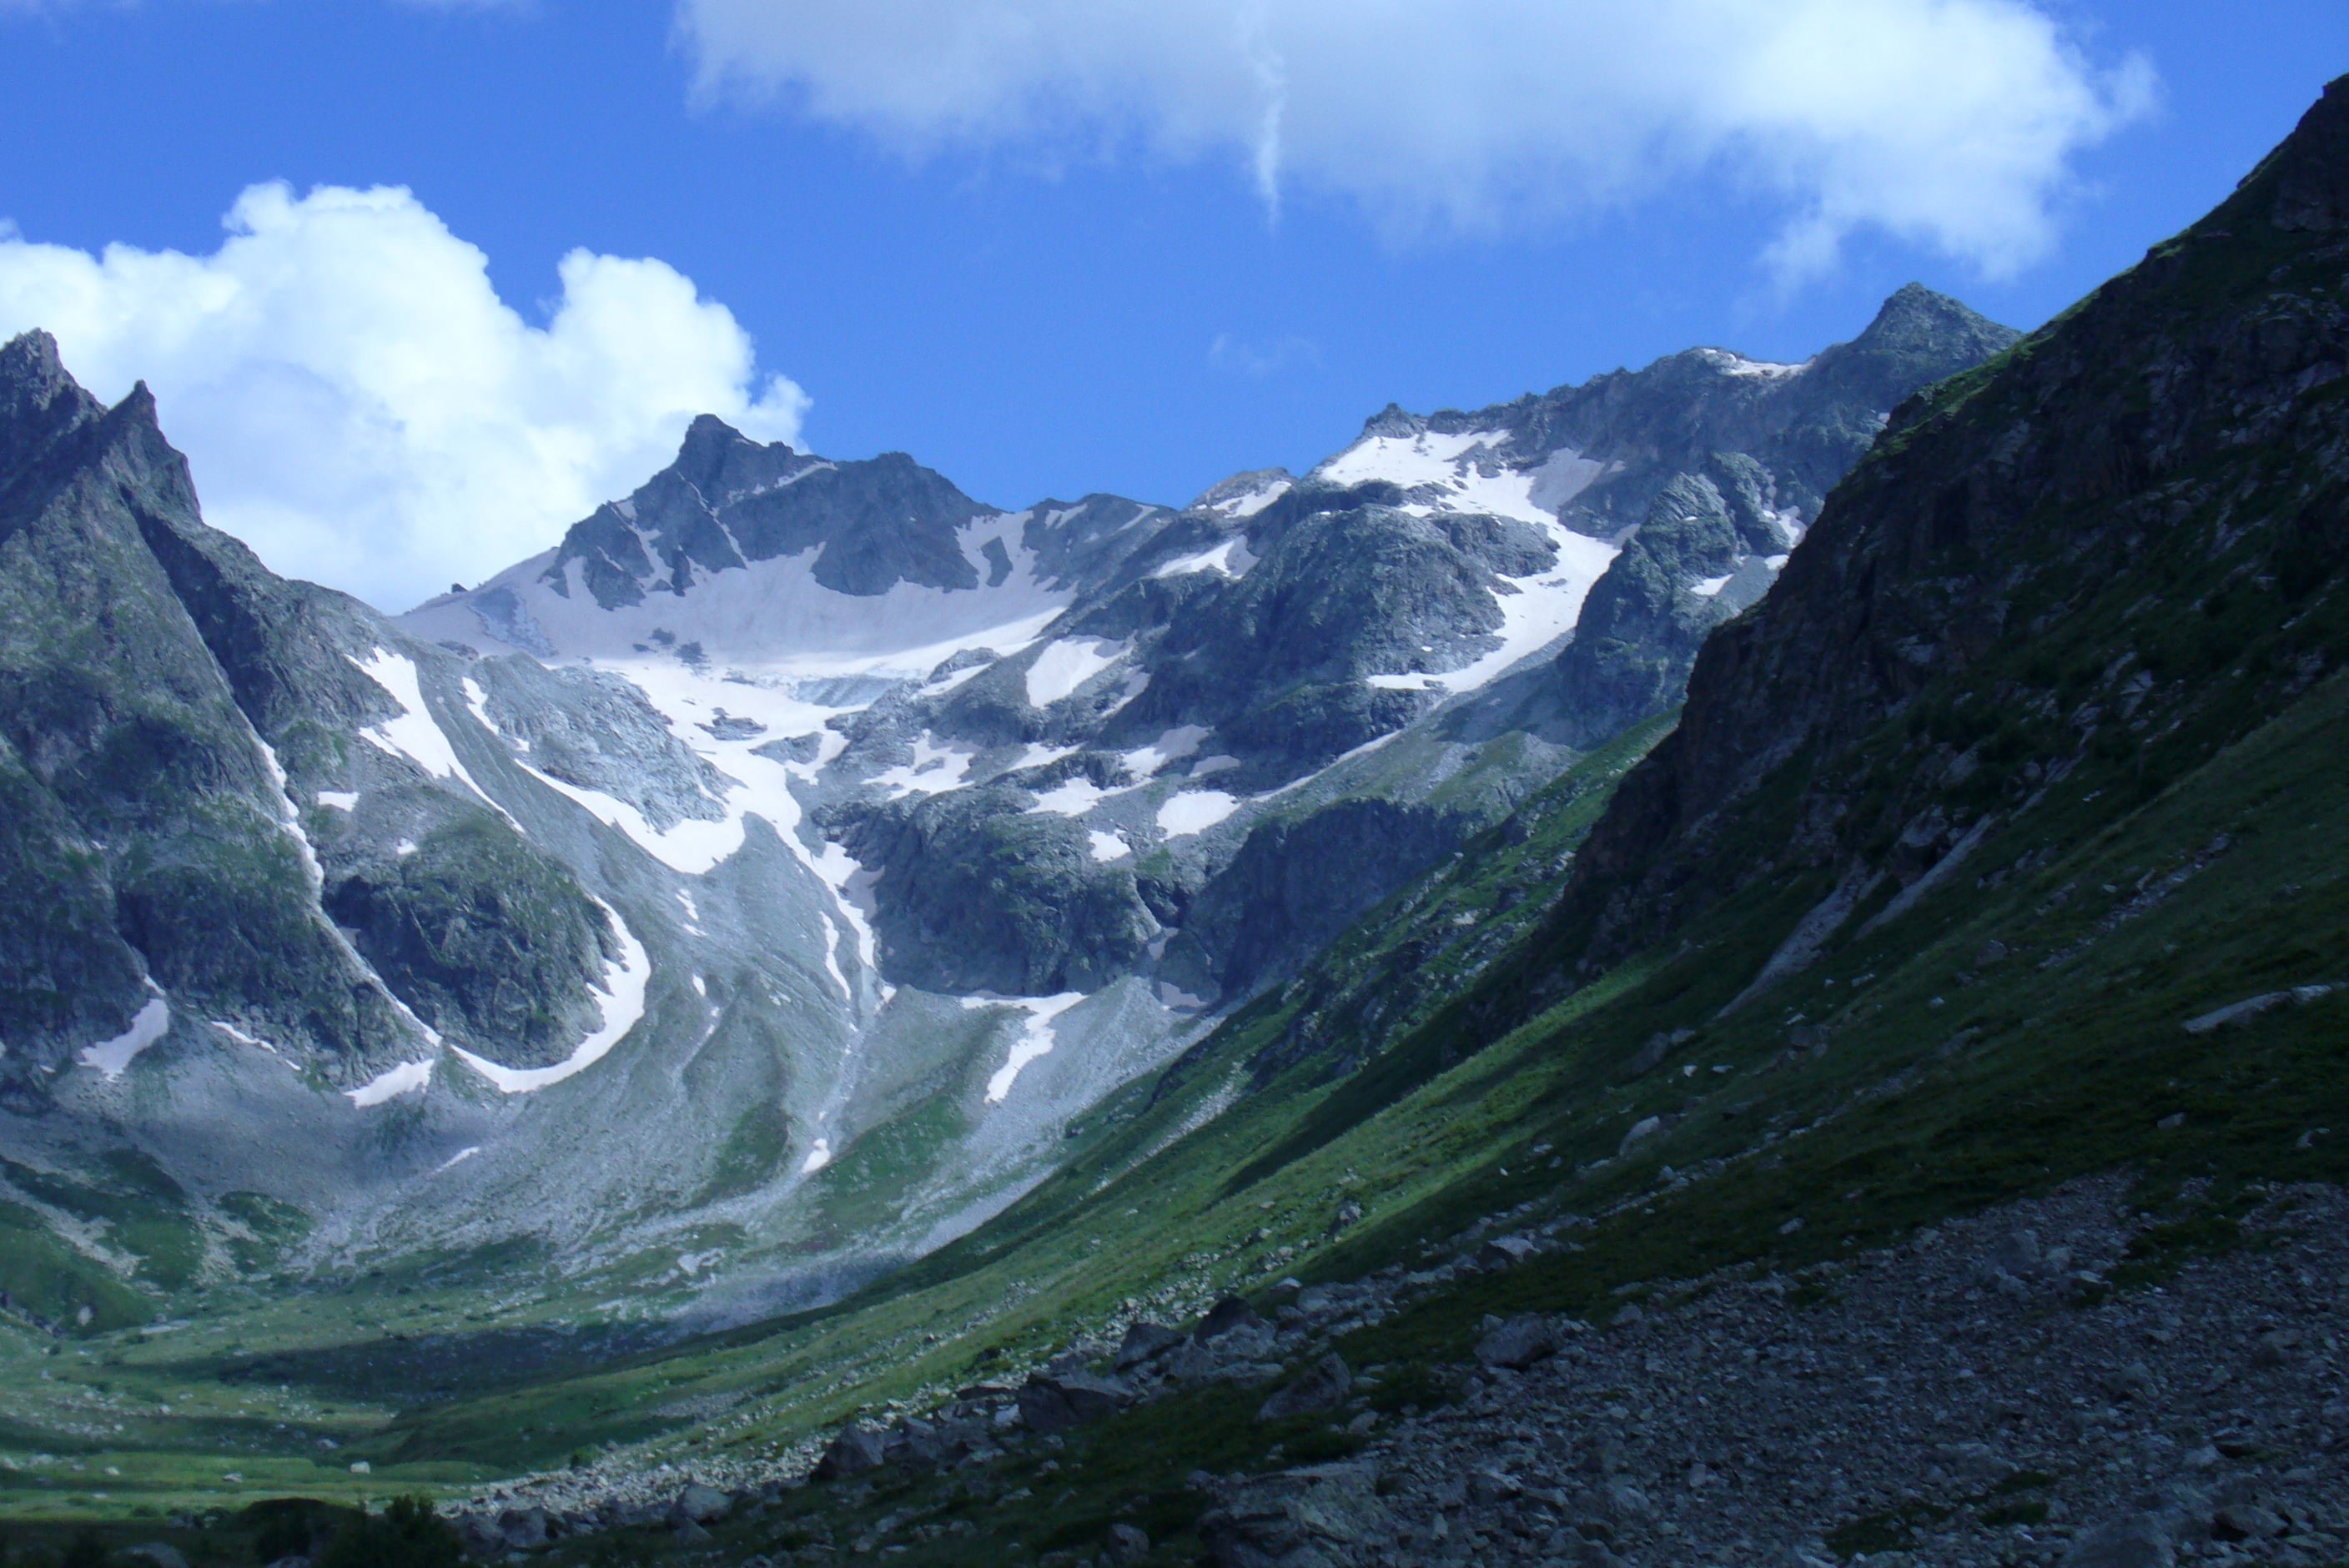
1550, 79, 2349, 981
0, 331, 615, 1090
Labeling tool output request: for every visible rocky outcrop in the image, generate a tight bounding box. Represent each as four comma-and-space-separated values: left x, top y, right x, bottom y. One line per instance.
1550, 76, 2349, 980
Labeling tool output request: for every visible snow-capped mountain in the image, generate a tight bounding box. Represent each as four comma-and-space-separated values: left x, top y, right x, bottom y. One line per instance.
0, 284, 2014, 1322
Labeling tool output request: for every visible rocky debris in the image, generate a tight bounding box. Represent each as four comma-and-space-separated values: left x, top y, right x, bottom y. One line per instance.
1352, 1179, 2349, 1565
1257, 1355, 1354, 1423
1018, 1367, 1135, 1434
123, 1545, 188, 1568
812, 1424, 887, 1480
669, 1484, 731, 1527
1198, 1294, 1267, 1340
1114, 1321, 1187, 1371
1473, 1314, 1562, 1372
1198, 1460, 1392, 1568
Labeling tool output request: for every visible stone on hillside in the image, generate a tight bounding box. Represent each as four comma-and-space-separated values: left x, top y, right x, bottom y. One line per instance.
1479, 1234, 1539, 1269
497, 1507, 550, 1550
1105, 1522, 1153, 1564
1257, 1354, 1353, 1422
455, 1516, 506, 1559
1619, 1116, 1662, 1154
1199, 1294, 1265, 1341
1114, 1321, 1186, 1370
2063, 1515, 2175, 1568
1475, 1314, 1558, 1370
671, 1485, 731, 1525
812, 1424, 888, 1480
1019, 1369, 1133, 1434
1197, 1461, 1390, 1568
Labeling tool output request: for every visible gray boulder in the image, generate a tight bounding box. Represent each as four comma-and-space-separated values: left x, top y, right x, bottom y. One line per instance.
812, 1423, 888, 1480
1198, 1461, 1391, 1568
671, 1485, 731, 1526
1019, 1368, 1134, 1434
496, 1508, 550, 1550
1257, 1354, 1353, 1422
2063, 1515, 2175, 1568
1114, 1321, 1187, 1371
1475, 1313, 1559, 1370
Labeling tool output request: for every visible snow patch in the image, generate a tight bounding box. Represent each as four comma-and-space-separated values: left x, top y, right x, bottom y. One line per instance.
1121, 726, 1209, 779
435, 1146, 480, 1173
1029, 777, 1114, 817
80, 995, 169, 1080
800, 1138, 833, 1174
1150, 536, 1258, 580
348, 1056, 435, 1108
315, 791, 359, 812
1691, 574, 1735, 599
868, 734, 976, 797
1088, 830, 1130, 863
350, 651, 492, 803
967, 993, 1088, 1104
447, 902, 651, 1094
1210, 475, 1291, 518
1157, 791, 1240, 837
1025, 638, 1125, 708
521, 762, 748, 874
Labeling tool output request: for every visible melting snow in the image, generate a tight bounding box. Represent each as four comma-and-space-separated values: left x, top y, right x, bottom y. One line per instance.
434, 1146, 480, 1173
1367, 522, 1620, 695
1029, 777, 1114, 817
1121, 726, 1209, 778
1150, 536, 1258, 580
800, 1138, 833, 1174
521, 763, 748, 875
350, 651, 492, 802
447, 902, 650, 1094
1157, 791, 1240, 837
1703, 349, 1810, 379
1010, 741, 1079, 772
868, 734, 977, 797
1692, 574, 1735, 599
1025, 638, 1125, 708
1210, 476, 1291, 518
80, 995, 169, 1080
967, 993, 1088, 1104
348, 1056, 435, 1108
315, 791, 358, 812
1088, 830, 1130, 862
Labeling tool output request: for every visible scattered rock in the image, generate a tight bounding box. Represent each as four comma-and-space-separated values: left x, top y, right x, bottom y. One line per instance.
1198, 1295, 1265, 1341
812, 1425, 887, 1480
1257, 1355, 1352, 1422
1474, 1314, 1557, 1371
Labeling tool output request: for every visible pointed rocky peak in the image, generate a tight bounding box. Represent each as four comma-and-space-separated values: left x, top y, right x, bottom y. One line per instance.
2266, 72, 2349, 234
1848, 284, 2019, 363
1359, 402, 1423, 440
0, 330, 103, 457
669, 412, 765, 493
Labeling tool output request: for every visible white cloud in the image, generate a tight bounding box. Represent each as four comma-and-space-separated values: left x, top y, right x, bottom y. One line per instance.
678, 0, 2155, 276
0, 183, 807, 611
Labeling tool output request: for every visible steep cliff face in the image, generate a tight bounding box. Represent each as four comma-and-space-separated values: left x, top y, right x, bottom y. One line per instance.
1552, 76, 2349, 983
0, 333, 616, 1093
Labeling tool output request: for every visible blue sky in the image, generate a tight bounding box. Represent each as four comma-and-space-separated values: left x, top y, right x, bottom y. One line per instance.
1, 2, 2342, 608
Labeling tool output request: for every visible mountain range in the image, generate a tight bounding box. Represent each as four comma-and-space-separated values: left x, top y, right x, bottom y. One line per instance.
0, 72, 2343, 1568
0, 279, 2011, 1327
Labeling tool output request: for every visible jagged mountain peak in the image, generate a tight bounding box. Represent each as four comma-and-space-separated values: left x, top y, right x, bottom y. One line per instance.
2260, 71, 2348, 234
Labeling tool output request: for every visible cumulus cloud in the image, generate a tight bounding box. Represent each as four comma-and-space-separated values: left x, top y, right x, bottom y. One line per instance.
679, 0, 2155, 276
0, 183, 807, 611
